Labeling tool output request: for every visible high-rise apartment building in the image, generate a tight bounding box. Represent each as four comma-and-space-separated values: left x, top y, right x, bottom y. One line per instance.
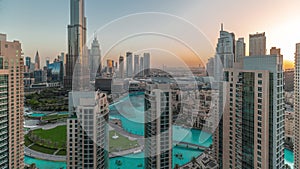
126, 52, 133, 78
34, 51, 40, 70
67, 91, 109, 169
118, 56, 124, 78
249, 32, 266, 56
0, 34, 24, 169
64, 0, 87, 89
217, 53, 284, 169
294, 43, 300, 168
144, 83, 172, 169
134, 54, 140, 76
235, 37, 245, 62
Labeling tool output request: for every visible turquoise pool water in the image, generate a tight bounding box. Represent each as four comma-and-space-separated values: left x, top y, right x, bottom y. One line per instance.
25, 156, 66, 169
28, 113, 46, 117
109, 146, 204, 169
285, 149, 294, 169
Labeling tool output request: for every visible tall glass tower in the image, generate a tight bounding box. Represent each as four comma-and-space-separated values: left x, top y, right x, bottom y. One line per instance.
64, 0, 88, 89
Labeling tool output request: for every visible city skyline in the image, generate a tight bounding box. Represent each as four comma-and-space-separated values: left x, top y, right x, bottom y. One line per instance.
0, 0, 300, 69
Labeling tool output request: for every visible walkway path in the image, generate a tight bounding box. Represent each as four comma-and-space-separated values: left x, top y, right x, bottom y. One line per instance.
109, 146, 144, 158
29, 122, 66, 131
24, 146, 66, 162
53, 149, 61, 155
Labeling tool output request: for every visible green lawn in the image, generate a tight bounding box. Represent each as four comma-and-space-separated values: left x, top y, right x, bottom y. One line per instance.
109, 131, 139, 152
56, 149, 67, 155
24, 135, 33, 147
29, 144, 57, 155
30, 125, 66, 149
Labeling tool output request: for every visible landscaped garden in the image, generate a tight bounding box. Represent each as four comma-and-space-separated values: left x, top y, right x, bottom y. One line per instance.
26, 125, 67, 155
25, 125, 140, 155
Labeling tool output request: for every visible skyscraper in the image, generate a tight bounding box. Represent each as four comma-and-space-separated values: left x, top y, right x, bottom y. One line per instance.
89, 37, 101, 81
25, 56, 31, 69
214, 24, 235, 82
134, 54, 140, 76
144, 83, 172, 169
235, 37, 245, 62
64, 0, 87, 89
126, 52, 133, 78
217, 53, 284, 169
206, 57, 214, 76
143, 53, 150, 76
107, 59, 113, 74
249, 32, 266, 56
140, 56, 144, 76
67, 91, 109, 169
35, 50, 40, 70
294, 43, 300, 169
0, 34, 24, 169
118, 56, 124, 78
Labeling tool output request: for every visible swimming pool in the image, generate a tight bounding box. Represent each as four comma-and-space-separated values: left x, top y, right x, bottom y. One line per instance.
25, 156, 66, 169
28, 113, 46, 117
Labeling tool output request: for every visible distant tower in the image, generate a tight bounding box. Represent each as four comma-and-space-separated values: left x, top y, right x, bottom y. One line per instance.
126, 52, 133, 78
64, 0, 88, 89
25, 56, 31, 69
214, 24, 235, 82
140, 57, 144, 76
119, 56, 124, 78
35, 51, 40, 70
46, 57, 50, 67
89, 37, 101, 81
206, 57, 214, 76
249, 32, 266, 56
134, 54, 140, 76
107, 59, 113, 74
143, 53, 150, 76
144, 84, 172, 169
235, 37, 245, 62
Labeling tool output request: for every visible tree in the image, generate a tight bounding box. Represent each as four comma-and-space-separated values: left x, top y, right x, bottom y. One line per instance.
284, 164, 291, 169
29, 163, 36, 169
174, 164, 180, 169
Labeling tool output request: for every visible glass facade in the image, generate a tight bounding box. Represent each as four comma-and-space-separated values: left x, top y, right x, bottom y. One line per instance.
47, 61, 63, 82
241, 72, 255, 169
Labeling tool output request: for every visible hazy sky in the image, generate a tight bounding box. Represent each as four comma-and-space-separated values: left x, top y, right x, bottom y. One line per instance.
0, 0, 300, 67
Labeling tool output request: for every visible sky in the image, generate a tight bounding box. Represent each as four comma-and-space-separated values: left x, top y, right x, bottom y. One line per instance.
0, 0, 300, 68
